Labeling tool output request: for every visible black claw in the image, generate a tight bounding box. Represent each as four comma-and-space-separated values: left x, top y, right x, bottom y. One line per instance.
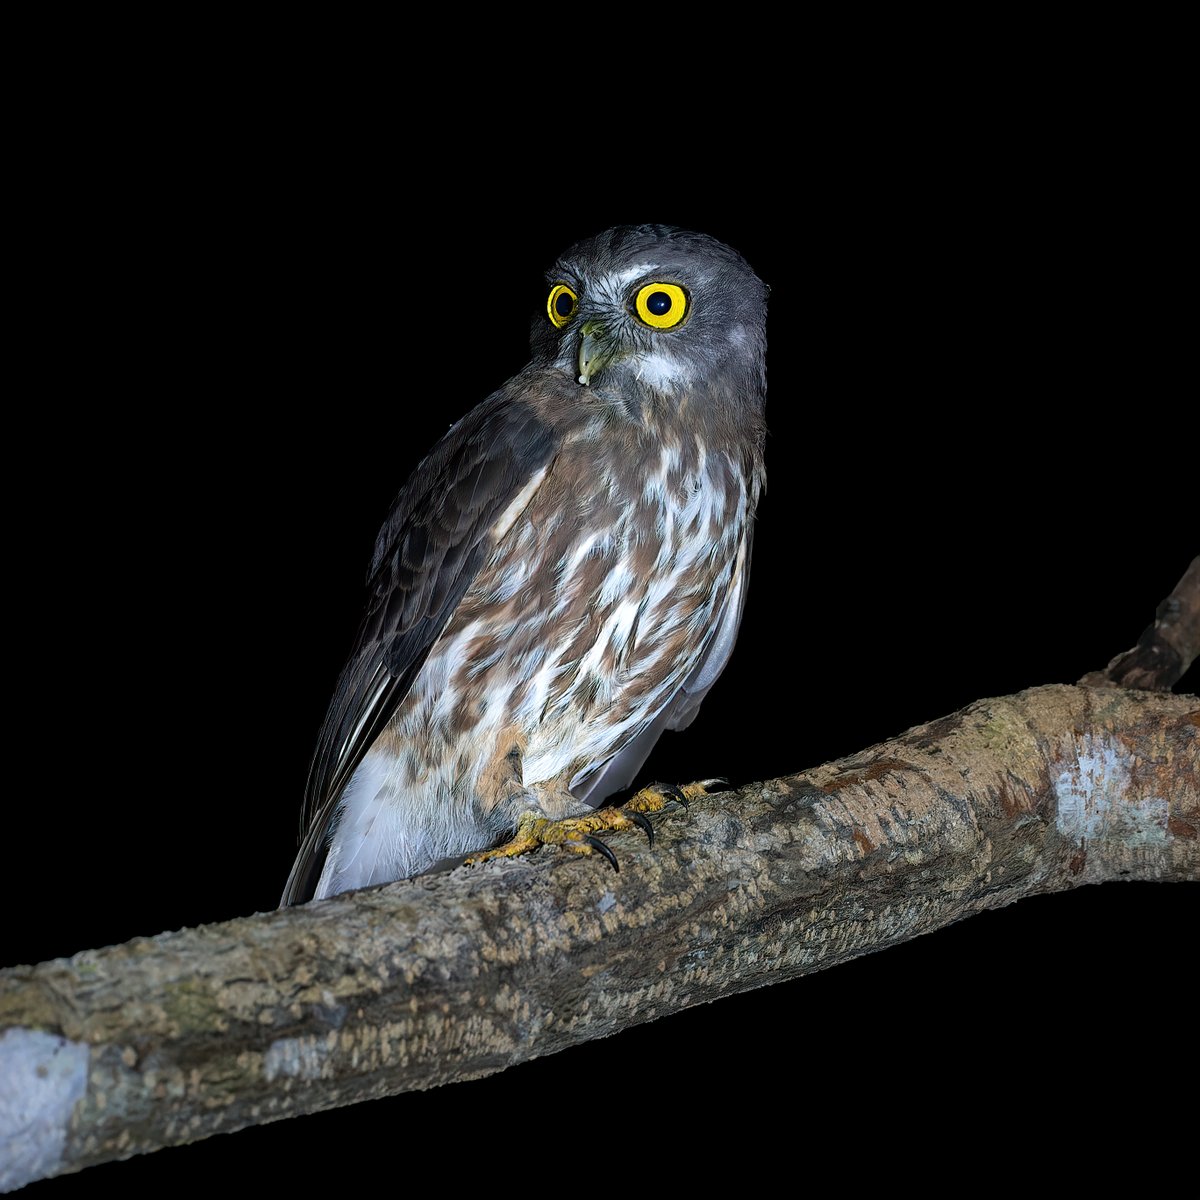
701, 776, 732, 793
628, 810, 654, 848
582, 835, 619, 872
661, 783, 689, 810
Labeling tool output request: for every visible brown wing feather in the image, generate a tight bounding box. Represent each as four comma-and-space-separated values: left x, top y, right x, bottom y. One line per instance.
281, 379, 558, 905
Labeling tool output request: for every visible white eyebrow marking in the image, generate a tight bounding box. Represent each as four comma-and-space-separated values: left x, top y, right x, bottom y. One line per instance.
610, 263, 660, 288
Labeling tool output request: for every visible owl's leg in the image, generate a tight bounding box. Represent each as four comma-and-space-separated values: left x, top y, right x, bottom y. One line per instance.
464, 778, 727, 871
463, 809, 647, 870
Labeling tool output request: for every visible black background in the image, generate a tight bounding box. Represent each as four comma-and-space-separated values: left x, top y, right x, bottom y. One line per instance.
11, 81, 1196, 1191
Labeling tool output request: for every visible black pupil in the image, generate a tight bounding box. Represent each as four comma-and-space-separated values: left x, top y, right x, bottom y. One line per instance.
647, 290, 672, 316
555, 291, 574, 317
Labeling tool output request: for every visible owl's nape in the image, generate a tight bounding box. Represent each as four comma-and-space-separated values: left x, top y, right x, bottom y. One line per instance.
283, 225, 766, 906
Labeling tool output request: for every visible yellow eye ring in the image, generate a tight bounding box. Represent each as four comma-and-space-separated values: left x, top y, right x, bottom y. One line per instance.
633, 282, 688, 329
547, 283, 578, 329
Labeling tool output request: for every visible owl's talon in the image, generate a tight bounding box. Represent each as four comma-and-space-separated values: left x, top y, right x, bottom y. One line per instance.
580, 836, 619, 872
648, 782, 689, 810
627, 810, 654, 847
627, 777, 732, 815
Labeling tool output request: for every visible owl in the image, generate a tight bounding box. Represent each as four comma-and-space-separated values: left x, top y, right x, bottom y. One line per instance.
282, 225, 767, 905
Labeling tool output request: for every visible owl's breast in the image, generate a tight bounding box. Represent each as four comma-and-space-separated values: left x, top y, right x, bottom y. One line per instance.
458, 437, 752, 784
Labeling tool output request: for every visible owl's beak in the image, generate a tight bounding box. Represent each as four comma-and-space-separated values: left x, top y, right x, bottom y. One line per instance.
577, 321, 616, 386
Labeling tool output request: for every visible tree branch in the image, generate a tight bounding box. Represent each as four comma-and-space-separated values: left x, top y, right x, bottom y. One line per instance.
1, 684, 1196, 1189
1079, 556, 1200, 690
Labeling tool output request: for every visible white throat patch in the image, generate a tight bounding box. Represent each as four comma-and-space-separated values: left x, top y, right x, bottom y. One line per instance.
634, 348, 694, 391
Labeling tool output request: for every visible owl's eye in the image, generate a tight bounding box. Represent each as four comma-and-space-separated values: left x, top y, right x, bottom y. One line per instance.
633, 282, 688, 329
547, 283, 578, 329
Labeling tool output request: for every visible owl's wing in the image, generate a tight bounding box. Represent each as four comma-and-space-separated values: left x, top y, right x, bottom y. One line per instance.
282, 387, 557, 905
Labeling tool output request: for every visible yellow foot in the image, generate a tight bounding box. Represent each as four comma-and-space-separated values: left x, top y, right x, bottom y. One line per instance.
465, 778, 728, 872
625, 776, 729, 814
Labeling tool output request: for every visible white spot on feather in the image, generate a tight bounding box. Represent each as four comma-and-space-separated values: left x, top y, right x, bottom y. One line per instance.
597, 554, 634, 606
566, 532, 601, 571
0, 1029, 88, 1191
490, 466, 547, 543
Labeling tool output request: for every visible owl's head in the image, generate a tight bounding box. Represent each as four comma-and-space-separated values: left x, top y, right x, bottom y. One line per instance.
530, 225, 767, 410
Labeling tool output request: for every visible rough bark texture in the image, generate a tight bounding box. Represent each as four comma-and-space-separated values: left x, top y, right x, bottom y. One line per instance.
1, 684, 1196, 1190
1080, 556, 1200, 690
